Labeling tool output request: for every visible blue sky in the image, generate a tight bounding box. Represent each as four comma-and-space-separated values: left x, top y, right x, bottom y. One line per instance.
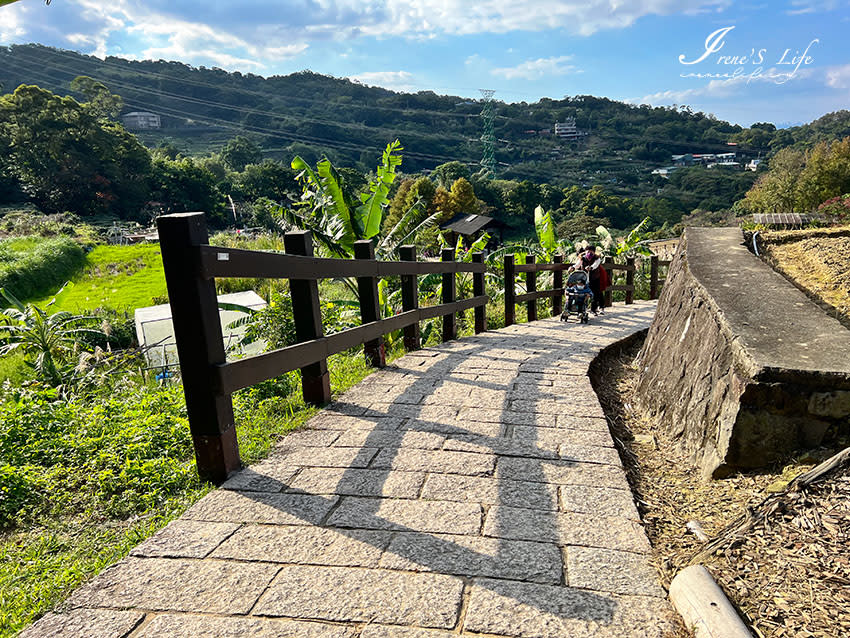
1, 0, 848, 126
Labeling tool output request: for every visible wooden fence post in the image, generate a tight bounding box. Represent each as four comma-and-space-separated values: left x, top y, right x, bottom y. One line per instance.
472, 252, 486, 334
441, 247, 457, 342
650, 255, 659, 300
504, 254, 515, 327
552, 254, 563, 317
285, 231, 331, 405
526, 255, 537, 322
604, 256, 614, 308
157, 212, 240, 484
399, 245, 420, 351
626, 256, 635, 305
354, 240, 385, 367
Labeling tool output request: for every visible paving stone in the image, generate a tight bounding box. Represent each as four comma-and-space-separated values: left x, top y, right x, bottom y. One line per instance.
332, 430, 444, 450
360, 626, 458, 638
558, 485, 640, 520
135, 614, 355, 637
557, 444, 622, 465
130, 520, 239, 559
211, 525, 390, 567
555, 415, 612, 431
442, 434, 559, 459
274, 446, 378, 468
482, 506, 651, 553
253, 566, 464, 628
19, 609, 144, 638
66, 558, 278, 614
305, 414, 404, 431
458, 407, 557, 427
183, 490, 337, 525
566, 547, 664, 597
513, 426, 613, 448
371, 448, 495, 476
380, 532, 562, 584
286, 468, 424, 498
324, 401, 369, 416
464, 578, 674, 638
420, 474, 559, 511
327, 496, 482, 534
273, 429, 341, 449
221, 462, 299, 492
403, 417, 502, 437
368, 403, 459, 421
497, 457, 630, 489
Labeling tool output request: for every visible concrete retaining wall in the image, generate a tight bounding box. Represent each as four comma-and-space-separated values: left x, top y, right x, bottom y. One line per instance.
636, 227, 850, 479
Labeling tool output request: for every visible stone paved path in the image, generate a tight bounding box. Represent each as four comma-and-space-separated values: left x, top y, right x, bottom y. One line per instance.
23, 301, 678, 638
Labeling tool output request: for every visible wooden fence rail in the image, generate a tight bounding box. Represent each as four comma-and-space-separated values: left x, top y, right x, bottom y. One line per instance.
650, 255, 671, 300
504, 254, 570, 327
158, 212, 487, 483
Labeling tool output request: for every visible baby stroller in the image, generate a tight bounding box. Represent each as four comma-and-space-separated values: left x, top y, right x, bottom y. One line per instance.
560, 270, 592, 324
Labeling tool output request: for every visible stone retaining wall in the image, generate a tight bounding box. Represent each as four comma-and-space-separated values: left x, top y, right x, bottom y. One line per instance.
636, 227, 850, 479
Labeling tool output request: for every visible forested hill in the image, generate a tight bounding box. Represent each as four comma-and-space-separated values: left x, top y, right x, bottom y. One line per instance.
2, 44, 849, 197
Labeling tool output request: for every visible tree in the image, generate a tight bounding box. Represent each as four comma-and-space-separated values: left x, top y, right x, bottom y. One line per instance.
69, 75, 122, 119
796, 137, 850, 211
743, 147, 807, 214
431, 161, 471, 188
149, 157, 227, 226
235, 159, 298, 203
0, 84, 152, 218
221, 135, 262, 171
449, 177, 480, 215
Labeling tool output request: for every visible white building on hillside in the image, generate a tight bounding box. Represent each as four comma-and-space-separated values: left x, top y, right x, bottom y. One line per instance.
554, 117, 580, 140
122, 111, 161, 129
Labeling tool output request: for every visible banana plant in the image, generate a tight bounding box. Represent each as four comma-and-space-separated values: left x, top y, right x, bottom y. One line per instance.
280, 140, 403, 258
0, 284, 105, 387
595, 216, 653, 257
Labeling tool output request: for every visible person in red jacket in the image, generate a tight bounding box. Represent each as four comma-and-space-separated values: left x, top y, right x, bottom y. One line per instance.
575, 247, 609, 314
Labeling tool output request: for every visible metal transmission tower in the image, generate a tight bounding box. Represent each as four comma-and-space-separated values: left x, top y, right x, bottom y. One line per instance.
479, 89, 497, 179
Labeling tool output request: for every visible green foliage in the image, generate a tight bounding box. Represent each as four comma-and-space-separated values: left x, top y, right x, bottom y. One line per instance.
0, 210, 98, 242
0, 84, 151, 218
0, 383, 197, 524
0, 286, 106, 387
743, 138, 850, 214
284, 140, 403, 256
32, 244, 167, 313
533, 205, 557, 259
220, 135, 262, 171
149, 157, 227, 226
0, 236, 85, 301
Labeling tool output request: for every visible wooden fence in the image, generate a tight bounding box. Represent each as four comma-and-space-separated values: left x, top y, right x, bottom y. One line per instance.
157, 212, 487, 482
158, 212, 665, 483
503, 254, 567, 325
649, 255, 671, 300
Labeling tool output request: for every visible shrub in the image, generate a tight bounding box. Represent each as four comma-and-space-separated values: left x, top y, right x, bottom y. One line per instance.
0, 237, 86, 300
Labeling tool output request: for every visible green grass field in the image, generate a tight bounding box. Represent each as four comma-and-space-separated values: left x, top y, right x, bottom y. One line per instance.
32, 244, 168, 313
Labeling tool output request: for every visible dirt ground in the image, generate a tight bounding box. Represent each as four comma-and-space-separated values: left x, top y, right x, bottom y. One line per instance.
591, 339, 849, 638
759, 226, 850, 327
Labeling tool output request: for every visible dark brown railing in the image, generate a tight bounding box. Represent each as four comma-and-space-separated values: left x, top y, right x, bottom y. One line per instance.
649, 255, 671, 300
158, 212, 487, 482
503, 254, 567, 326
603, 256, 636, 307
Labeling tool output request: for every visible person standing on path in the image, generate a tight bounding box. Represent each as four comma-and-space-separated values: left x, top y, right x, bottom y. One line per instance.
576, 247, 609, 314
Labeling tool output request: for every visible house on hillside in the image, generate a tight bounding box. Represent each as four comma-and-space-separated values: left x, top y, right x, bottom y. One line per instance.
440, 213, 504, 246
122, 111, 161, 130
554, 118, 581, 140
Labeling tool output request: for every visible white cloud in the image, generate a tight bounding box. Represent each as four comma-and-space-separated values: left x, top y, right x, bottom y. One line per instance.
825, 63, 850, 89
635, 66, 815, 105
491, 56, 578, 80
350, 70, 416, 91
0, 3, 27, 41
